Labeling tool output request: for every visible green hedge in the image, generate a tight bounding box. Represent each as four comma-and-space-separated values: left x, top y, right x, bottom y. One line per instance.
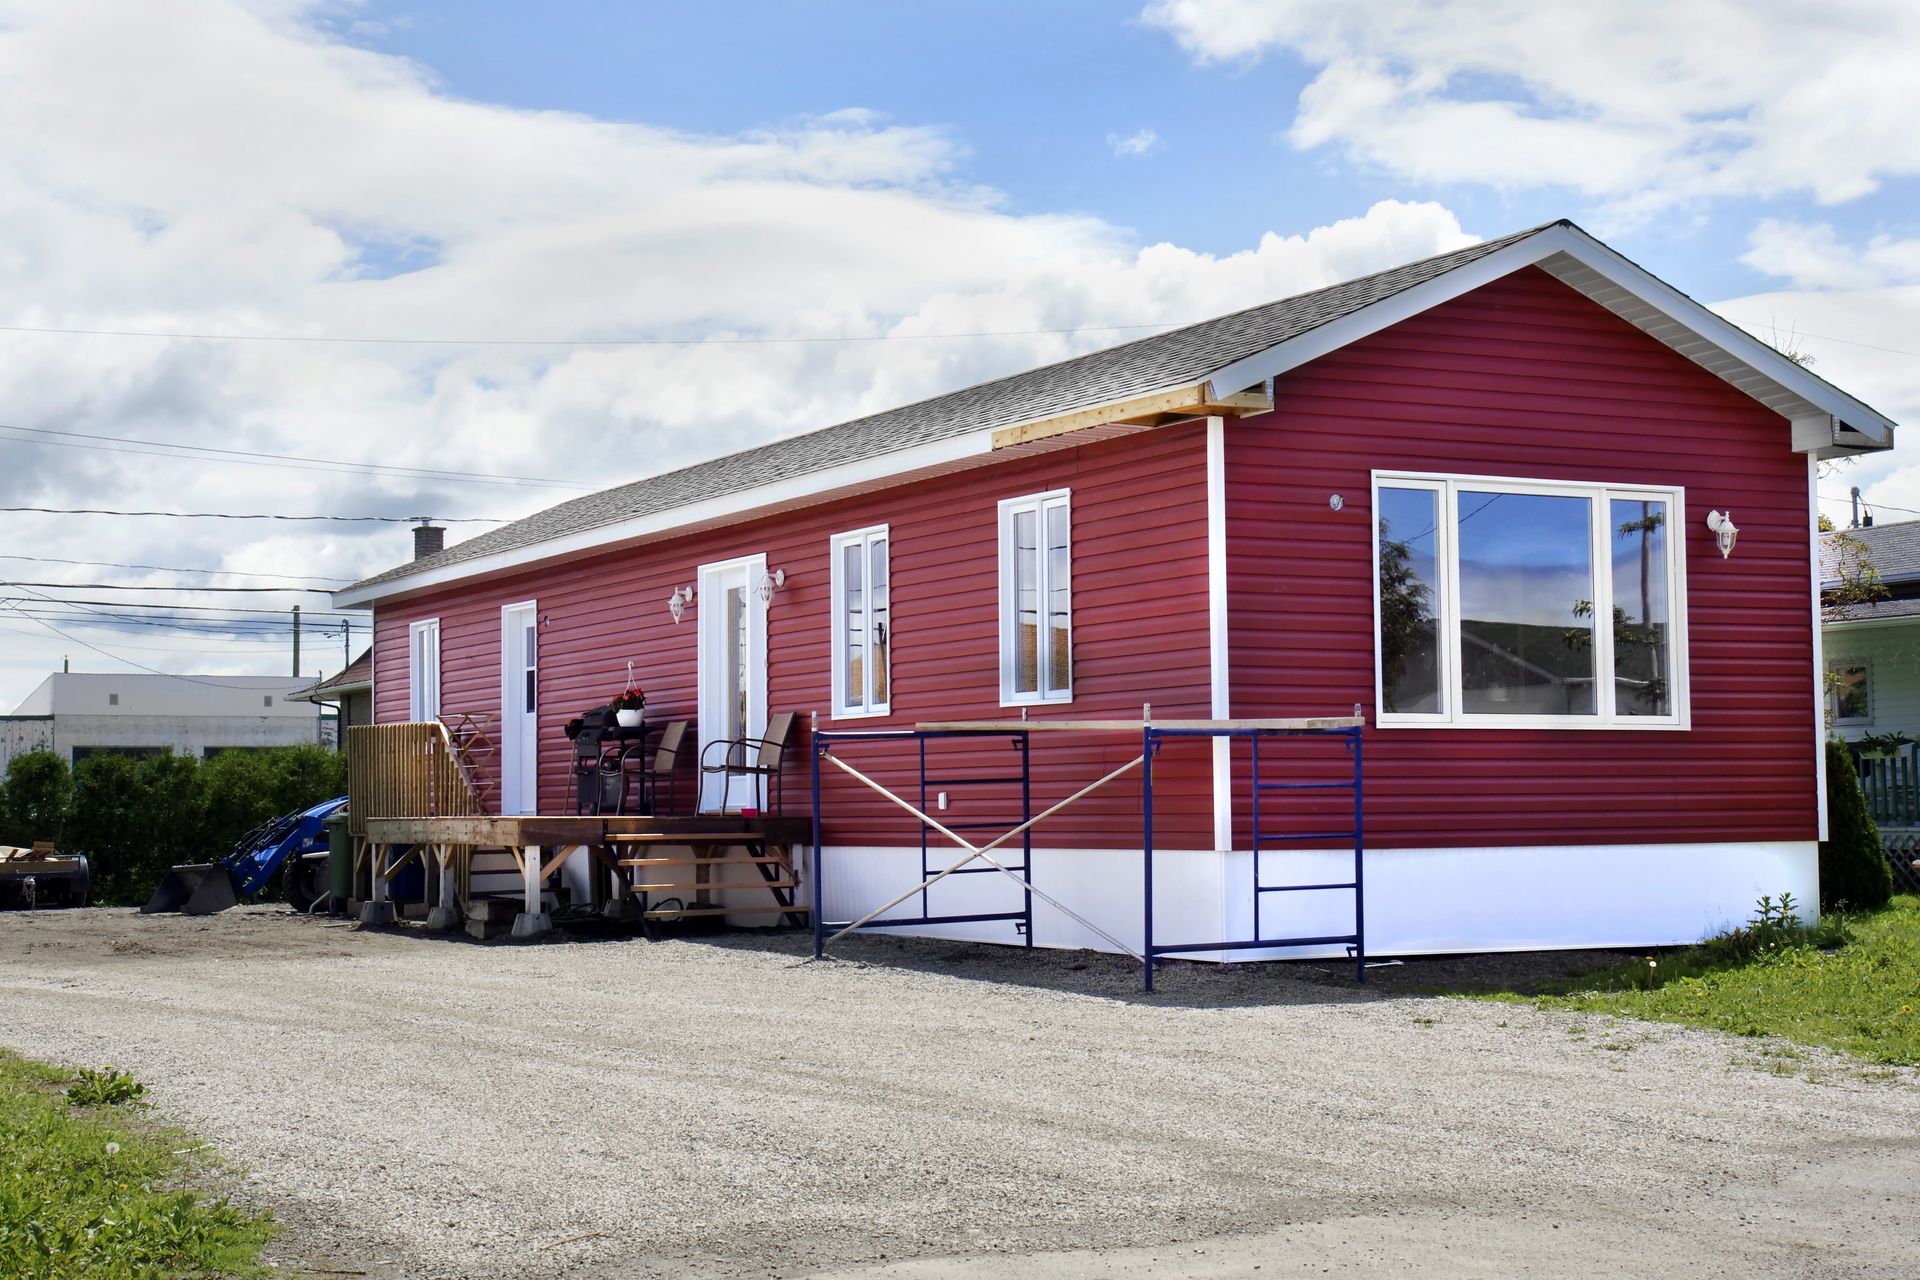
0, 747, 346, 906
1821, 739, 1894, 914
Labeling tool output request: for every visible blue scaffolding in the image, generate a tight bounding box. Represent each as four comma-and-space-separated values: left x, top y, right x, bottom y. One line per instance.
1141, 721, 1364, 991
809, 714, 1364, 991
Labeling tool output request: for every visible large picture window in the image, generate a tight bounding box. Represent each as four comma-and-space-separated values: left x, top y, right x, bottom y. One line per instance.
830, 525, 890, 718
1373, 473, 1687, 729
999, 489, 1071, 704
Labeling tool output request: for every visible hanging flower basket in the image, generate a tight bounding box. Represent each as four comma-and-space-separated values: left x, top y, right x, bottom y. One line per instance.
609, 662, 646, 728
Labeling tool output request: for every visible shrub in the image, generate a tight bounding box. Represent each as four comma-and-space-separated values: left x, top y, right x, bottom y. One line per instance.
64, 754, 153, 904
0, 751, 72, 847
1821, 739, 1894, 913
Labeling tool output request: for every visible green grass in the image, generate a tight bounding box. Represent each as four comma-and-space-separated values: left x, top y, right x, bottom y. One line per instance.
1481, 895, 1920, 1067
0, 1050, 272, 1279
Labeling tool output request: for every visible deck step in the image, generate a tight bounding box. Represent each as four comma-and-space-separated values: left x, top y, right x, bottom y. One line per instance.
617, 856, 791, 867
642, 904, 808, 919
630, 879, 798, 893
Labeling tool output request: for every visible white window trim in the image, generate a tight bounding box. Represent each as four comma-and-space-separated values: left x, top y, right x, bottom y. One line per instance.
1828, 658, 1873, 726
830, 524, 891, 719
407, 618, 442, 723
1370, 470, 1691, 731
998, 488, 1073, 707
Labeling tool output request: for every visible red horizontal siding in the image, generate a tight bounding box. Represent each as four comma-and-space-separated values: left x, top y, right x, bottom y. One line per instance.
373, 426, 1214, 849
1227, 265, 1817, 849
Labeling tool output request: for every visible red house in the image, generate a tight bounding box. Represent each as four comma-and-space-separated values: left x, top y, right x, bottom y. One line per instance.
335, 220, 1896, 958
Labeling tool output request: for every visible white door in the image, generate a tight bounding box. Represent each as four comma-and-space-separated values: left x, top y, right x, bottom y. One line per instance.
697, 555, 768, 812
501, 601, 539, 814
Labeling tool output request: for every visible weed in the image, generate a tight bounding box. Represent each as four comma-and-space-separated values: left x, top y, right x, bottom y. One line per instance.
65, 1066, 148, 1108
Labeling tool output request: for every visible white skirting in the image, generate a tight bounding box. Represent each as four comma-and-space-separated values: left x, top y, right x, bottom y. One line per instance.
805, 840, 1820, 961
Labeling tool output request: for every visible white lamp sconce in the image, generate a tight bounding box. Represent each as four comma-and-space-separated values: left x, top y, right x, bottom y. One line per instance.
1705, 510, 1739, 559
757, 567, 786, 606
667, 584, 695, 624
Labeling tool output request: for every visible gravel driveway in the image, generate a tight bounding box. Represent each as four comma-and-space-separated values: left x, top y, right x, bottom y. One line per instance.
2, 907, 1916, 1279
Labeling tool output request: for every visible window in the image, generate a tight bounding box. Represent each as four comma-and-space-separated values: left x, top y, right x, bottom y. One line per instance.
999, 490, 1071, 704
408, 618, 442, 722
1829, 661, 1871, 725
263, 695, 275, 708
831, 525, 891, 717
1373, 473, 1687, 728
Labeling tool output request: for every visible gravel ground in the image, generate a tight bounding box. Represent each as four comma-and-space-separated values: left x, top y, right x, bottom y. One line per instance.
2, 906, 1916, 1279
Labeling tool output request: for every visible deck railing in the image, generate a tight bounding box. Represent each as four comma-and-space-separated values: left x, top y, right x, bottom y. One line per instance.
347, 722, 485, 836
1850, 745, 1920, 830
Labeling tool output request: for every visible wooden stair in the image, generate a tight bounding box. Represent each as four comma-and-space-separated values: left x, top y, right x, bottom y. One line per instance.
617, 833, 807, 932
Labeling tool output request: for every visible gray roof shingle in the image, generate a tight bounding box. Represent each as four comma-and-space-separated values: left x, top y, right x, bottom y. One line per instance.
344, 221, 1565, 596
1821, 520, 1920, 586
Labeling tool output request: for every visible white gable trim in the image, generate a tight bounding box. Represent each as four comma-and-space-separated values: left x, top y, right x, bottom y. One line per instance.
1205, 224, 1895, 449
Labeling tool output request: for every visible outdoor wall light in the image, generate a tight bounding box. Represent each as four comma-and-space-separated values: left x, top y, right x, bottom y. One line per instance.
1705, 510, 1739, 559
667, 584, 695, 623
757, 568, 786, 606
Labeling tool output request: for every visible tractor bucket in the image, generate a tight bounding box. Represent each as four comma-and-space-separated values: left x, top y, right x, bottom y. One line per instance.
141, 863, 240, 916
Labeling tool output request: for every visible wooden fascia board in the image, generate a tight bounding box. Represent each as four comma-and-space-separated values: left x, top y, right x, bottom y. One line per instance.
989, 382, 1273, 451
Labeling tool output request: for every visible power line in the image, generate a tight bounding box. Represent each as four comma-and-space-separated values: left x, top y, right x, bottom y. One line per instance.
0, 579, 335, 594
0, 505, 499, 523
0, 423, 593, 491
0, 553, 348, 583
1, 595, 357, 616
0, 619, 290, 654
1749, 323, 1920, 362
0, 319, 1185, 347
1821, 491, 1920, 520
0, 602, 305, 689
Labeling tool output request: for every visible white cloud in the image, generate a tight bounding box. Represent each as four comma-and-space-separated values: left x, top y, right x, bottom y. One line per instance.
1108, 128, 1162, 158
1141, 1, 1920, 215
0, 0, 1479, 706
1713, 223, 1920, 527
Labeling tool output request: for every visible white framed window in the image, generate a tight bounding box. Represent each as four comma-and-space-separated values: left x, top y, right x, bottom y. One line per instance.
830, 525, 891, 718
1829, 660, 1872, 725
999, 489, 1072, 705
1371, 471, 1689, 730
408, 618, 442, 722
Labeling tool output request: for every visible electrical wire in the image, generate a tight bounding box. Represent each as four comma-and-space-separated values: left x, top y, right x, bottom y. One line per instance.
1, 596, 357, 616
0, 423, 593, 491
0, 579, 335, 594
0, 319, 1185, 347
0, 553, 348, 583
0, 601, 308, 689
0, 505, 499, 522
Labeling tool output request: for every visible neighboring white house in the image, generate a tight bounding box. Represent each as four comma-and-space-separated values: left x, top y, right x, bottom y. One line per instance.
1821, 520, 1920, 873
0, 671, 330, 774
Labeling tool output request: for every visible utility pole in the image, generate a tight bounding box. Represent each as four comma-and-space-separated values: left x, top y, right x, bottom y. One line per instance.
292, 604, 302, 677
343, 618, 351, 666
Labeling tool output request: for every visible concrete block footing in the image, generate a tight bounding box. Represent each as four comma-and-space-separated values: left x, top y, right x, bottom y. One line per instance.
510, 911, 553, 940
426, 906, 460, 931
357, 901, 396, 926
601, 898, 641, 923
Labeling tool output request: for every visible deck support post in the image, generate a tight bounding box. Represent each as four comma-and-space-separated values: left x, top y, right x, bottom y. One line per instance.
426, 843, 461, 930
512, 842, 552, 938
358, 842, 396, 925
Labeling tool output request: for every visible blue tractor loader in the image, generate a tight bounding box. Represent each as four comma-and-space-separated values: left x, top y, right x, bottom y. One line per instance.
142, 796, 349, 915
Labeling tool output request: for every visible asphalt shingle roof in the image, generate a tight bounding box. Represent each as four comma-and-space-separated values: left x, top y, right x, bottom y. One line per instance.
1821, 520, 1920, 586
344, 221, 1565, 596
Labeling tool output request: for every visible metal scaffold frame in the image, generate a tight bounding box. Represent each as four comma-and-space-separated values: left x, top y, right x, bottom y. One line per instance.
809, 709, 1366, 992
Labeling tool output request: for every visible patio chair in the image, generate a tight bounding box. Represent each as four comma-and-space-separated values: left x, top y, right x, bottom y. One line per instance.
699, 711, 795, 815
633, 719, 690, 816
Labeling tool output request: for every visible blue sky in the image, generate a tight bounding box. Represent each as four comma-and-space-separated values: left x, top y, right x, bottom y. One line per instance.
340, 0, 1917, 303
0, 0, 1917, 704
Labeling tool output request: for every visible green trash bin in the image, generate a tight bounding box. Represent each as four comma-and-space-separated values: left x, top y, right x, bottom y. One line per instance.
325, 812, 353, 911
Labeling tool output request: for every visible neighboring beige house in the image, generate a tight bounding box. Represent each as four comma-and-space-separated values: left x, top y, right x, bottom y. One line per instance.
286, 650, 372, 755
0, 671, 328, 773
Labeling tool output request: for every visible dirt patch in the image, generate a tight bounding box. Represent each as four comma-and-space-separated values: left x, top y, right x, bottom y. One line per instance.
3, 906, 1916, 1279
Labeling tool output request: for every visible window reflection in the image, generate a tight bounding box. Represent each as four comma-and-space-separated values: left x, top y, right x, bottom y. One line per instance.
1376, 486, 1443, 713
1457, 491, 1596, 716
